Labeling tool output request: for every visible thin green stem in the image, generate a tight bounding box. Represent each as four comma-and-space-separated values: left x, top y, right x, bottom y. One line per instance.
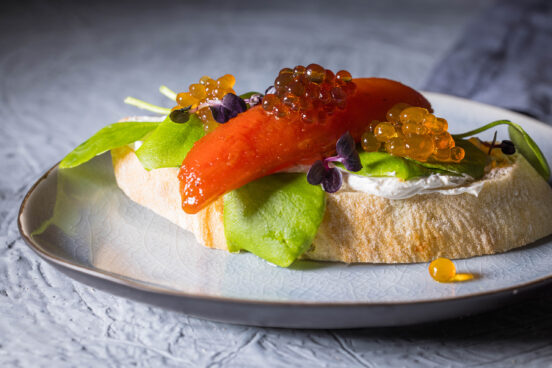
159, 85, 177, 101
124, 97, 171, 115
452, 120, 511, 139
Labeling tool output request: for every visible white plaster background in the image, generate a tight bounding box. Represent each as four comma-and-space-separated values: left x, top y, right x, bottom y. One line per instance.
3, 0, 552, 367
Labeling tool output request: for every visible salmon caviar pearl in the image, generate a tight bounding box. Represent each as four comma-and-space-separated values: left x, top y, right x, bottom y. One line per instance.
405, 134, 434, 161
262, 65, 356, 123
386, 137, 407, 156
361, 131, 381, 152
450, 146, 465, 162
374, 122, 397, 142
434, 132, 454, 150
400, 106, 428, 125
429, 258, 456, 282
386, 103, 410, 123
189, 83, 207, 100
336, 70, 352, 83
174, 73, 238, 131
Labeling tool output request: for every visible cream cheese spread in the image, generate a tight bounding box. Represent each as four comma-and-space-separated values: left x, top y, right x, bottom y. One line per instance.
281, 165, 485, 199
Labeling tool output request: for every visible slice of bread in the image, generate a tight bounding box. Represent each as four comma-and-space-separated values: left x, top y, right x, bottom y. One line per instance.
111, 144, 552, 264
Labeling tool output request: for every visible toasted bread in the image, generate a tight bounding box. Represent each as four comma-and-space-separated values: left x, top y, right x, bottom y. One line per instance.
111, 143, 552, 263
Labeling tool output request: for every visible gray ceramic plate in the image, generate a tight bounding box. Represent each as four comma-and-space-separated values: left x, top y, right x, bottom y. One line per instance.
18, 93, 552, 328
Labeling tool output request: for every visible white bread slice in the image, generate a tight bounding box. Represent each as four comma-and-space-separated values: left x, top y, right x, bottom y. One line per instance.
111, 145, 552, 264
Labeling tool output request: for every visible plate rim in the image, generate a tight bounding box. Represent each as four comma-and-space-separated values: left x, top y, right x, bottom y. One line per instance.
18, 92, 552, 308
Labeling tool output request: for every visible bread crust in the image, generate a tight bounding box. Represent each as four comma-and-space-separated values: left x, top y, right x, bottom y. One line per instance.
111, 145, 552, 264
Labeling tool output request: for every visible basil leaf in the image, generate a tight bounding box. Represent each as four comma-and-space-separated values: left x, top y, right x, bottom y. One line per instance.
59, 122, 160, 169
453, 120, 550, 179
413, 139, 490, 180
224, 173, 326, 267
135, 114, 205, 170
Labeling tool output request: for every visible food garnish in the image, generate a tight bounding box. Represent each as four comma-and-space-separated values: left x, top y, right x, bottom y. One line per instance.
429, 258, 474, 283
307, 132, 362, 193
361, 104, 465, 163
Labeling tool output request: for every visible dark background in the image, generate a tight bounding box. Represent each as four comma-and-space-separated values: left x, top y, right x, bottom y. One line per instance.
1, 0, 552, 366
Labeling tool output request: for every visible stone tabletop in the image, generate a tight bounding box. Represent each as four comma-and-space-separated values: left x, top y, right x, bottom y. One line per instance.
1, 0, 552, 366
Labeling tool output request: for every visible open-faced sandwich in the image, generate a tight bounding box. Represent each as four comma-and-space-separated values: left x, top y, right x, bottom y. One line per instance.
60, 64, 552, 267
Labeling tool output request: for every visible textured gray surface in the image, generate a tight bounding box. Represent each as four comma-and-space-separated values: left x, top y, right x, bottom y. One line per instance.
2, 0, 552, 367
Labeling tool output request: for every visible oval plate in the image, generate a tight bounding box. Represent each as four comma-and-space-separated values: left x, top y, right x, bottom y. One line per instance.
18, 93, 552, 328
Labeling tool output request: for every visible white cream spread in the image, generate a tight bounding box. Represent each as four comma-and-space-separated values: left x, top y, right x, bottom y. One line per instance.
281, 165, 487, 199
340, 171, 485, 199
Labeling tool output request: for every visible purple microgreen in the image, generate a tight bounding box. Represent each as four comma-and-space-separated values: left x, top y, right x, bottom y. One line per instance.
307, 160, 326, 185
306, 160, 343, 193
265, 85, 276, 95
322, 168, 342, 193
209, 93, 247, 123
306, 131, 362, 193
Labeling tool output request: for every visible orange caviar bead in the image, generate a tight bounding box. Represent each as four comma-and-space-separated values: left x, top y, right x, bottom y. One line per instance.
304, 82, 321, 100
336, 70, 352, 83
287, 80, 306, 96
324, 69, 335, 84
331, 86, 347, 108
199, 76, 213, 85
262, 94, 279, 111
306, 63, 326, 83
367, 120, 380, 133
176, 92, 198, 108
424, 115, 448, 134
433, 148, 451, 161
275, 73, 293, 92
293, 65, 306, 76
374, 122, 398, 142
386, 103, 410, 123
189, 83, 207, 100
216, 74, 236, 89
400, 106, 428, 125
434, 132, 454, 150
279, 67, 293, 75
450, 146, 465, 162
405, 134, 434, 161
197, 106, 212, 122
386, 137, 407, 156
429, 258, 456, 282
401, 122, 419, 136
273, 103, 290, 118
361, 131, 381, 152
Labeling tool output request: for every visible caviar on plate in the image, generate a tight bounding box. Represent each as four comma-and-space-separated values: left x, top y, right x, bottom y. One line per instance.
361, 104, 465, 163
262, 64, 357, 124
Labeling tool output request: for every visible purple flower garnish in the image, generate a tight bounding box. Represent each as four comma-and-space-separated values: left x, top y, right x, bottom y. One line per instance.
306, 131, 362, 193
307, 160, 343, 193
209, 93, 247, 123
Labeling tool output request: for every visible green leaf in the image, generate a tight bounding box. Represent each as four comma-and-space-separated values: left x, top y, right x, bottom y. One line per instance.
223, 173, 326, 267
239, 91, 262, 100
135, 114, 205, 170
453, 120, 550, 180
413, 139, 490, 180
341, 139, 488, 180
350, 151, 437, 180
59, 122, 160, 169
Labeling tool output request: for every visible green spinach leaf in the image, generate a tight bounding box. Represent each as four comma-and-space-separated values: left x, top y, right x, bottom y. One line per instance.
59, 121, 160, 169
453, 120, 550, 179
224, 173, 326, 267
135, 114, 205, 170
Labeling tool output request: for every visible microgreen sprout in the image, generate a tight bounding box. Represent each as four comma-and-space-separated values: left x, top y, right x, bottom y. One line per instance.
480, 131, 516, 155
307, 132, 362, 193
123, 96, 171, 115
209, 93, 248, 123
